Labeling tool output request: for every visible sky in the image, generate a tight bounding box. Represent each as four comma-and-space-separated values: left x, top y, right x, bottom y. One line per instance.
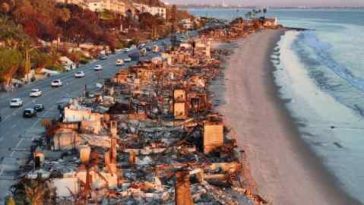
163, 0, 364, 7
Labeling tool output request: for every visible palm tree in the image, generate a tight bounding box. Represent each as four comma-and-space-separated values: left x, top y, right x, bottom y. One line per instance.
10, 177, 53, 205
0, 48, 22, 87
245, 11, 252, 19
263, 8, 267, 16
24, 178, 48, 205
5, 196, 16, 205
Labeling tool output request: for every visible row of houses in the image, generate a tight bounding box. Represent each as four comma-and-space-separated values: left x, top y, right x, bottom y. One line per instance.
55, 0, 167, 18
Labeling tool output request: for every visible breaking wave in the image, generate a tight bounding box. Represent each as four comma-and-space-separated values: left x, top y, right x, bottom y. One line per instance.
293, 31, 364, 117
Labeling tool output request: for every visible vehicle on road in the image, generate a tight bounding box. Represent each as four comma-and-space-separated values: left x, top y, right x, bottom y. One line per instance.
34, 104, 44, 112
138, 43, 145, 49
124, 57, 132, 62
10, 98, 23, 107
94, 65, 103, 71
123, 48, 130, 53
51, 79, 63, 87
96, 83, 103, 89
116, 59, 124, 66
29, 88, 42, 97
140, 48, 147, 56
75, 71, 85, 78
99, 54, 107, 60
23, 108, 37, 118
152, 45, 160, 53
0, 114, 2, 121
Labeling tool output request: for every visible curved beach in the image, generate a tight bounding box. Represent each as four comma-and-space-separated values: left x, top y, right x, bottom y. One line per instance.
218, 29, 361, 205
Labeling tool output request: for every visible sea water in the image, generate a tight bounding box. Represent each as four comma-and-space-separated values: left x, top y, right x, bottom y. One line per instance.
189, 8, 364, 203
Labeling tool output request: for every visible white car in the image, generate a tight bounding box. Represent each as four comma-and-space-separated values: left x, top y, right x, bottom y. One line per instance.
123, 57, 132, 62
29, 89, 42, 97
10, 98, 23, 107
74, 71, 85, 78
94, 65, 103, 71
51, 79, 63, 87
115, 59, 124, 66
123, 48, 130, 53
152, 45, 160, 53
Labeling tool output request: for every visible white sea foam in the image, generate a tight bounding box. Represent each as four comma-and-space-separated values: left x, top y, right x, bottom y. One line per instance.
273, 31, 364, 203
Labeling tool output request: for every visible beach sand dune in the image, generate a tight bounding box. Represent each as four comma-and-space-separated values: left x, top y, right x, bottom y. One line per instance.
218, 29, 360, 205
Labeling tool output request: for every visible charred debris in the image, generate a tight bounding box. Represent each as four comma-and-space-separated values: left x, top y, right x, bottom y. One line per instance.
10, 18, 281, 205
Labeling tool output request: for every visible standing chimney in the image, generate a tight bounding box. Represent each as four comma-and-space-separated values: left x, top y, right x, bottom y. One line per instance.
110, 121, 118, 137
79, 145, 91, 164
175, 171, 193, 205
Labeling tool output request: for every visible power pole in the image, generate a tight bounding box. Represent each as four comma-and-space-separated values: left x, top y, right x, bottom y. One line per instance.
170, 4, 177, 50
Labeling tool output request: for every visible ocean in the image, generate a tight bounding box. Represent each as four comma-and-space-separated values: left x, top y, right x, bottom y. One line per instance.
188, 8, 364, 203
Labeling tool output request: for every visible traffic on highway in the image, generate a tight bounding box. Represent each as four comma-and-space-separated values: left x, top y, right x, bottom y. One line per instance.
0, 31, 198, 202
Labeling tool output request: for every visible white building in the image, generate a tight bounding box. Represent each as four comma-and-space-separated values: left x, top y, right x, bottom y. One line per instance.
54, 0, 126, 14
133, 3, 166, 19
103, 0, 125, 14
55, 0, 85, 5
180, 18, 193, 30
85, 0, 104, 12
68, 0, 126, 14
263, 17, 278, 27
59, 56, 76, 71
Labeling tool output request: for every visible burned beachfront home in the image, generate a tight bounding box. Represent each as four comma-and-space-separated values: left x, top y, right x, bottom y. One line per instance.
11, 32, 268, 205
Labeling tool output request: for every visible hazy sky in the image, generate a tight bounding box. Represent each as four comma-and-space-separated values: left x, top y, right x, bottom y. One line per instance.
164, 0, 364, 7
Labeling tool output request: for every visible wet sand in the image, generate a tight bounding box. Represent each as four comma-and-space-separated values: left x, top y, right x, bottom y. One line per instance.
217, 29, 361, 205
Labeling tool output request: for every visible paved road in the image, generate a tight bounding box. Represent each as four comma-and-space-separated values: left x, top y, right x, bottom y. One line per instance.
0, 26, 203, 201
0, 37, 176, 202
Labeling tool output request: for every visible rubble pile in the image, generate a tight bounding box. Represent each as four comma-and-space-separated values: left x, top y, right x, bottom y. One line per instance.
200, 17, 281, 42
10, 20, 274, 205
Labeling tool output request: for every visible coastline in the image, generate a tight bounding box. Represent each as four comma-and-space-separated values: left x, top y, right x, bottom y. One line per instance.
216, 29, 361, 204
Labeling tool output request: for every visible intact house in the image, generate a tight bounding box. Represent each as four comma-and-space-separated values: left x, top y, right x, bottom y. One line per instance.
59, 56, 76, 71
84, 0, 126, 15
133, 3, 166, 19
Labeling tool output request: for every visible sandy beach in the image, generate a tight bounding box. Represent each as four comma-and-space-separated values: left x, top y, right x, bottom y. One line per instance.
217, 29, 361, 205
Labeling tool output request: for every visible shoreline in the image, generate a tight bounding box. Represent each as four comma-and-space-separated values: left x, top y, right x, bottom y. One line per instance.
216, 29, 361, 204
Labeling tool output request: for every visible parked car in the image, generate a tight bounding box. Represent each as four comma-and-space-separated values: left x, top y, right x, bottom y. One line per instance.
94, 65, 103, 71
128, 51, 140, 61
115, 59, 124, 66
29, 88, 42, 97
152, 45, 160, 53
138, 43, 145, 49
124, 57, 132, 62
123, 48, 130, 53
23, 108, 37, 118
99, 54, 107, 60
95, 83, 103, 89
140, 48, 147, 56
34, 104, 44, 112
74, 71, 85, 78
10, 98, 23, 107
51, 79, 63, 87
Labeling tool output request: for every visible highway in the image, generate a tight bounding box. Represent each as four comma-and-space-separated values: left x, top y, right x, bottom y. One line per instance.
0, 37, 175, 202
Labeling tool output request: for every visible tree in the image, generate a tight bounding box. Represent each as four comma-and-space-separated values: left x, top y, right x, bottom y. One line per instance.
32, 50, 50, 70
1, 2, 10, 13
58, 7, 71, 24
0, 48, 22, 85
245, 11, 252, 19
5, 196, 16, 205
0, 17, 29, 48
11, 177, 55, 205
